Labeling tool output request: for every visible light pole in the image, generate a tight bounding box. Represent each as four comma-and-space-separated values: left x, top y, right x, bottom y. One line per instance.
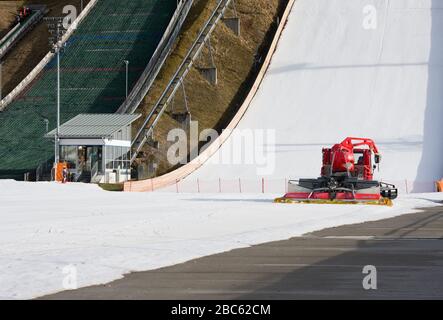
45, 17, 67, 169
56, 43, 61, 163
43, 118, 49, 133
0, 60, 3, 101
123, 60, 129, 98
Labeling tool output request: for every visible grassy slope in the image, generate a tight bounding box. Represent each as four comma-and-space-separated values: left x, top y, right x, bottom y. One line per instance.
0, 1, 20, 37
133, 0, 286, 178
0, 0, 89, 98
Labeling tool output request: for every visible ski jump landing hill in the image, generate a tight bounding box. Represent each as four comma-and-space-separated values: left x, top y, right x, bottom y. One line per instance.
126, 0, 443, 194
0, 0, 186, 179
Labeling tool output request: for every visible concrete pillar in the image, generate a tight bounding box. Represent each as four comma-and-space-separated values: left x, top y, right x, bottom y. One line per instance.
137, 163, 148, 180
198, 67, 218, 85
148, 139, 159, 150
223, 17, 240, 36
148, 161, 158, 176
172, 112, 191, 124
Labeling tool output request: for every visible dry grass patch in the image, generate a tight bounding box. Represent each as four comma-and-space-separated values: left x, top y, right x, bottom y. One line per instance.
0, 0, 89, 97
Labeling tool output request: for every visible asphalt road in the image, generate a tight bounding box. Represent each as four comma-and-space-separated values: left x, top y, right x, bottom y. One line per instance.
43, 205, 443, 300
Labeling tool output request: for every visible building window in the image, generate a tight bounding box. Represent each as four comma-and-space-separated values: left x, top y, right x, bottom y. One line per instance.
105, 146, 131, 171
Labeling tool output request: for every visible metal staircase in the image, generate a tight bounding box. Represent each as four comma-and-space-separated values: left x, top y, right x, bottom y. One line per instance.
118, 0, 195, 115
131, 0, 234, 162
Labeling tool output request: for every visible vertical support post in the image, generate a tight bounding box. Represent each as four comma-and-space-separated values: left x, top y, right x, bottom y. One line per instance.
239, 178, 242, 194
207, 38, 216, 68
197, 39, 218, 85
126, 61, 129, 98
124, 60, 129, 98
176, 179, 179, 193
405, 179, 409, 194
45, 17, 68, 174
262, 178, 265, 194
181, 79, 189, 114
0, 60, 2, 101
55, 47, 61, 164
219, 178, 222, 193
222, 17, 241, 36
222, 0, 240, 37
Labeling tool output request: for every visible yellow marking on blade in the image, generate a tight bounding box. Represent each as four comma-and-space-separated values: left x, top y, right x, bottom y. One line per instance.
274, 197, 393, 207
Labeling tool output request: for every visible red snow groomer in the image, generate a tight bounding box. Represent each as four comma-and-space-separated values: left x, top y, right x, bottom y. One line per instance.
275, 137, 398, 206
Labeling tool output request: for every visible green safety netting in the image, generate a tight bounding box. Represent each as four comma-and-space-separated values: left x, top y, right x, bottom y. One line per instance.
0, 0, 176, 178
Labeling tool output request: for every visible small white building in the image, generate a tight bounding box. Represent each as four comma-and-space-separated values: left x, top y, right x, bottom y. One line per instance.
46, 114, 141, 184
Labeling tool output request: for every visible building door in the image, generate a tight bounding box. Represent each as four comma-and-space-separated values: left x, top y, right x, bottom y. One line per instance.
76, 146, 103, 183
87, 146, 103, 177
78, 146, 87, 173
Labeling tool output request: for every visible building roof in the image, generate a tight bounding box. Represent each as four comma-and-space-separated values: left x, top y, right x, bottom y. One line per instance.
45, 114, 141, 139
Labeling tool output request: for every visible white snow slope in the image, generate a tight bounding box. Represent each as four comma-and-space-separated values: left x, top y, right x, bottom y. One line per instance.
184, 0, 443, 193
0, 180, 442, 299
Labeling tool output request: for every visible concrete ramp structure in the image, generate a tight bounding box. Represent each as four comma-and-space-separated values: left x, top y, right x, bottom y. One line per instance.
129, 0, 442, 193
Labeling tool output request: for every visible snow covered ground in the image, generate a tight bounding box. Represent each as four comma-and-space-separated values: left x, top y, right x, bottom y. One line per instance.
0, 180, 442, 300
